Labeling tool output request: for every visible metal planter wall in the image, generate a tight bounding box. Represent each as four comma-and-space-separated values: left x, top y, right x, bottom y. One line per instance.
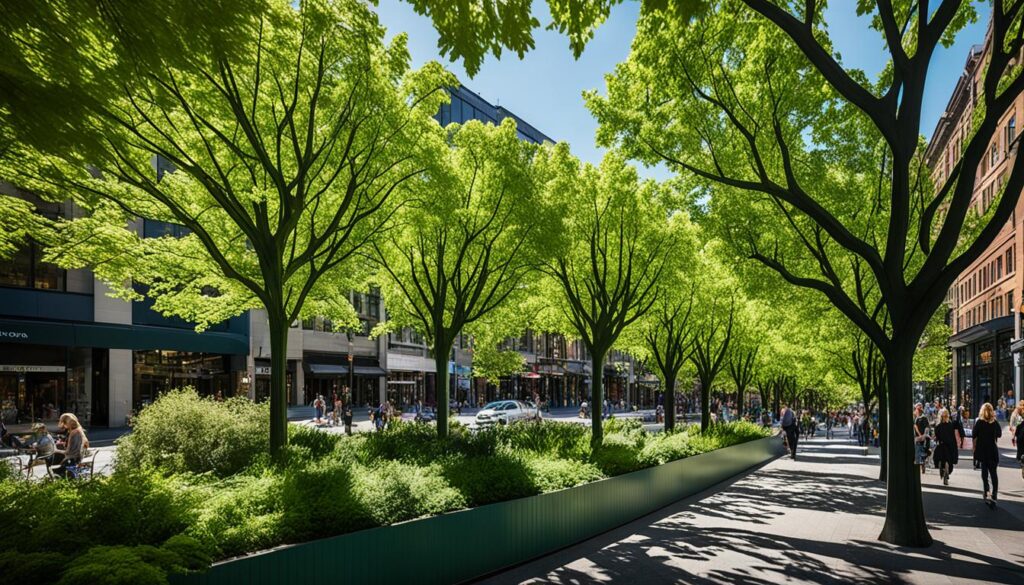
174, 434, 783, 585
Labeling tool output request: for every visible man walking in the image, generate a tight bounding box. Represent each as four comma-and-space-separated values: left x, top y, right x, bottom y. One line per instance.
781, 405, 798, 460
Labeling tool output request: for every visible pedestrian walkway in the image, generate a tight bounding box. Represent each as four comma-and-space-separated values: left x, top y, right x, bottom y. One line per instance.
481, 434, 1024, 584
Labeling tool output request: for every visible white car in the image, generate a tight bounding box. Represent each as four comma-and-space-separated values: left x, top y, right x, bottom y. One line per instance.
475, 400, 539, 427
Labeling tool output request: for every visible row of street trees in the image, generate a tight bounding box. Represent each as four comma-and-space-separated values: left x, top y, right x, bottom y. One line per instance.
397, 0, 1021, 548
0, 0, 767, 455
1, 0, 988, 549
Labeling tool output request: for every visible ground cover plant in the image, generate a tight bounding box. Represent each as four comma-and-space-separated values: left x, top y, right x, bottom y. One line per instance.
0, 389, 770, 584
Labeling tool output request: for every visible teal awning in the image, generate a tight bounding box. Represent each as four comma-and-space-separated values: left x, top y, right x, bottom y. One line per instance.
0, 318, 248, 355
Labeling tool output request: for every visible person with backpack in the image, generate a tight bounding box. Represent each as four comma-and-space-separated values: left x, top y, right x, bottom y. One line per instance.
780, 405, 798, 460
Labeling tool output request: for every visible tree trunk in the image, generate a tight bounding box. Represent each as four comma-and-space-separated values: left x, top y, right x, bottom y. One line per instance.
664, 372, 677, 431
700, 375, 711, 432
736, 385, 745, 418
435, 338, 452, 439
267, 307, 290, 458
591, 350, 606, 448
878, 343, 932, 547
877, 381, 889, 483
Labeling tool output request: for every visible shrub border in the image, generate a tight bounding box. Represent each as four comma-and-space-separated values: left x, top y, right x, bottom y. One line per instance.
173, 433, 783, 585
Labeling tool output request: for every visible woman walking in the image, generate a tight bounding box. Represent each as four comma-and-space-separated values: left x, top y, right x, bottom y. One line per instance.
933, 408, 960, 485
973, 402, 1002, 508
913, 403, 930, 474
1010, 402, 1024, 478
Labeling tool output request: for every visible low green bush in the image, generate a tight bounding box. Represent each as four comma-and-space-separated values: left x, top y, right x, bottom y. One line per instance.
117, 388, 268, 476
1, 390, 770, 581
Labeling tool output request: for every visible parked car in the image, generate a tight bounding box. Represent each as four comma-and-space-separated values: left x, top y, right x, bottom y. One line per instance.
475, 400, 539, 427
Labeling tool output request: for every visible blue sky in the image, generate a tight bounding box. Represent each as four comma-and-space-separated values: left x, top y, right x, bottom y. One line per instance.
375, 1, 991, 181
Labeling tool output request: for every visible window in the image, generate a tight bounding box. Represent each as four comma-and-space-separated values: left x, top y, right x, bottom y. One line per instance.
366, 289, 381, 320
991, 142, 998, 167
1009, 116, 1017, 149
1008, 248, 1015, 274
1008, 291, 1015, 314
0, 239, 66, 291
998, 257, 1003, 279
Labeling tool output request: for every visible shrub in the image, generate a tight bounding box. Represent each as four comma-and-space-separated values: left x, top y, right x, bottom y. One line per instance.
523, 456, 604, 492
352, 460, 466, 525
56, 545, 172, 585
117, 388, 268, 476
288, 425, 341, 459
497, 421, 590, 460
0, 550, 68, 585
591, 433, 646, 475
277, 458, 375, 541
440, 451, 540, 506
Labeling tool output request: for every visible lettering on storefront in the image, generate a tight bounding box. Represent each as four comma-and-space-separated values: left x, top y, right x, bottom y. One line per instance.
0, 331, 29, 340
255, 367, 272, 376
0, 365, 66, 373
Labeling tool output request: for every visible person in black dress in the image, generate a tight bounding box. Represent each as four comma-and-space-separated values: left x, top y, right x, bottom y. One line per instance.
933, 408, 960, 486
973, 402, 1002, 508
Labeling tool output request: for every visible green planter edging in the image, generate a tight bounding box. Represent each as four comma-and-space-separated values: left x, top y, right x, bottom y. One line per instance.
174, 433, 783, 585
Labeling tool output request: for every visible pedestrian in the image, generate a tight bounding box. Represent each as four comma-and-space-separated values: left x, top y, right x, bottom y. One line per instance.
332, 394, 342, 427
913, 403, 929, 474
825, 412, 834, 440
861, 414, 871, 450
1010, 402, 1024, 478
1005, 391, 1016, 424
973, 402, 1002, 508
953, 406, 966, 448
780, 405, 798, 460
313, 395, 325, 425
343, 401, 353, 436
933, 408, 960, 486
656, 403, 664, 424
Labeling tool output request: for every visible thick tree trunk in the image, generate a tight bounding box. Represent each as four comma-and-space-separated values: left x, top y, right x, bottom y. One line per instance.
736, 385, 745, 418
435, 340, 452, 438
700, 375, 711, 432
267, 308, 290, 458
664, 373, 677, 431
878, 343, 932, 547
591, 351, 606, 448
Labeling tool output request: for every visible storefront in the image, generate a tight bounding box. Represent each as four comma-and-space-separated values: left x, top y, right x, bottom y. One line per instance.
950, 315, 1013, 418
133, 350, 237, 408
386, 370, 427, 408
305, 354, 384, 407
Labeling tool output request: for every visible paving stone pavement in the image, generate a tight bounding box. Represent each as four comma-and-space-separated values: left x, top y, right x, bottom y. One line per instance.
479, 432, 1024, 585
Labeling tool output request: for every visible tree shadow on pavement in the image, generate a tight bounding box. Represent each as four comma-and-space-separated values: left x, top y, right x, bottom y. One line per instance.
481, 439, 1024, 585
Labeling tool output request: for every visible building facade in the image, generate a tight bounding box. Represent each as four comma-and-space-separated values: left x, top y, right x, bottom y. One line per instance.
927, 31, 1024, 416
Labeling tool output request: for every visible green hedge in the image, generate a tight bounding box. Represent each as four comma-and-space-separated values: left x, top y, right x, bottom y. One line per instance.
0, 389, 769, 584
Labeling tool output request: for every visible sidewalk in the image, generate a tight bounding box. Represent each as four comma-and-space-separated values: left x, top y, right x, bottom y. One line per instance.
480, 434, 1024, 584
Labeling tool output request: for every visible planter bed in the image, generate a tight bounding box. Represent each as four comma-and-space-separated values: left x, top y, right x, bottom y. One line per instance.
174, 433, 783, 585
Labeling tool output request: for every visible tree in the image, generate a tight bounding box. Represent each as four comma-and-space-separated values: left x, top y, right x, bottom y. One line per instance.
690, 295, 735, 432
5, 0, 452, 456
370, 118, 545, 438
0, 0, 263, 158
619, 211, 701, 431
727, 341, 758, 419
583, 0, 1024, 547
539, 149, 674, 448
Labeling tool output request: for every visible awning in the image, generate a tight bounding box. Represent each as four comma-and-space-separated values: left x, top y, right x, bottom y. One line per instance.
307, 364, 349, 375
353, 366, 385, 376
948, 315, 1013, 348
0, 318, 248, 354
